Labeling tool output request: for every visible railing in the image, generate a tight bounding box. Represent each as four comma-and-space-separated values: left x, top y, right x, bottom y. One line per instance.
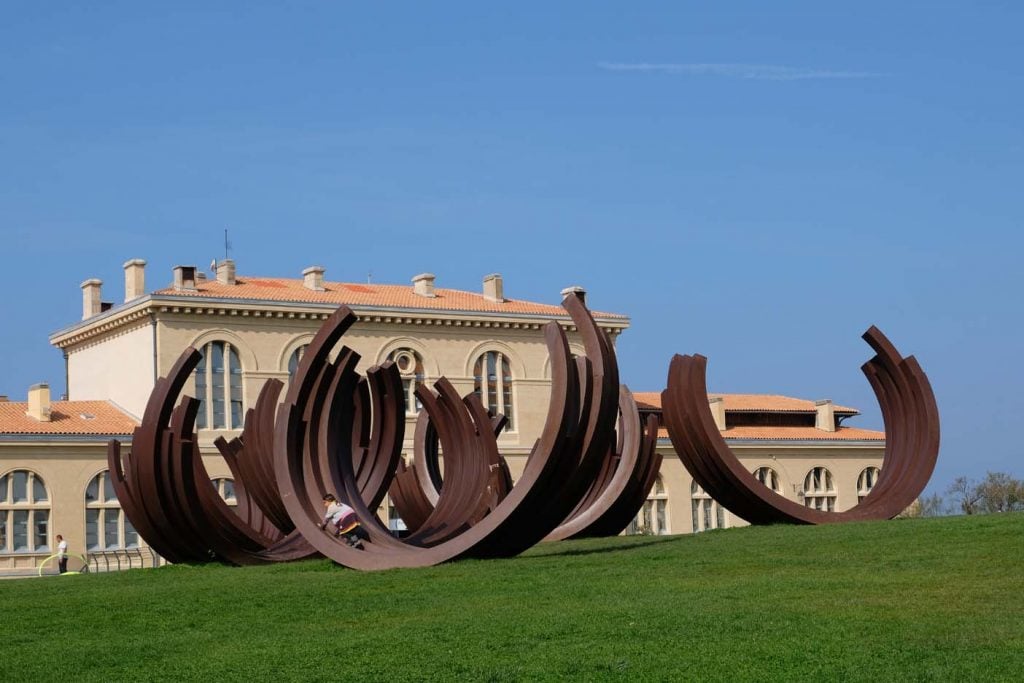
86, 547, 166, 573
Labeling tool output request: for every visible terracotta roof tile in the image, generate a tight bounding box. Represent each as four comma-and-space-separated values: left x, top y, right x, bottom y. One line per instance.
153, 277, 627, 320
655, 425, 884, 442
635, 392, 859, 415
0, 401, 137, 436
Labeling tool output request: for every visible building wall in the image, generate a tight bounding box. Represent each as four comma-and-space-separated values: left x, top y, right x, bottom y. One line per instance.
66, 320, 155, 418
152, 312, 584, 457
652, 442, 886, 535
0, 441, 230, 573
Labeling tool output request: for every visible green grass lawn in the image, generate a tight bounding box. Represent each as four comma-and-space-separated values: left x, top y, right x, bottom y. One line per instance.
3, 513, 1022, 682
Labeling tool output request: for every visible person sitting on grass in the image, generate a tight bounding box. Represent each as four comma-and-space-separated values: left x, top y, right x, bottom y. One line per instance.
319, 493, 369, 549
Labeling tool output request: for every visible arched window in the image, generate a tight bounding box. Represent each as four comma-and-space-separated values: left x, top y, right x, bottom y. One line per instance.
387, 348, 425, 414
85, 471, 138, 551
642, 476, 670, 535
211, 478, 237, 508
0, 470, 50, 554
803, 467, 837, 511
288, 344, 309, 381
857, 466, 881, 502
690, 480, 727, 533
753, 466, 781, 493
473, 351, 514, 430
194, 341, 244, 430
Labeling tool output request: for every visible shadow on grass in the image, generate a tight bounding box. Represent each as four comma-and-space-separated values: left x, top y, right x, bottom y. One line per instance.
519, 535, 681, 560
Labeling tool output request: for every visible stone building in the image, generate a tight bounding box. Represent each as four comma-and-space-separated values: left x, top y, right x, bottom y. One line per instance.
0, 258, 883, 573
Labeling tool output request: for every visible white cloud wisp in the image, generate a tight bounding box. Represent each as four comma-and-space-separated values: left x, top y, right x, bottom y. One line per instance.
598, 62, 883, 81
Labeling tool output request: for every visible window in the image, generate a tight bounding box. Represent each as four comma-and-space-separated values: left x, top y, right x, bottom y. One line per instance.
857, 467, 881, 502
803, 467, 837, 511
753, 466, 781, 493
473, 351, 514, 430
690, 480, 728, 533
85, 471, 138, 551
212, 478, 237, 508
386, 496, 406, 534
0, 470, 50, 554
387, 348, 425, 414
288, 344, 309, 381
628, 476, 669, 535
194, 341, 244, 429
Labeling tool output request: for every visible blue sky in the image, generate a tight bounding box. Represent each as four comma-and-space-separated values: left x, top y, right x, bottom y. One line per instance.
1, 2, 1021, 492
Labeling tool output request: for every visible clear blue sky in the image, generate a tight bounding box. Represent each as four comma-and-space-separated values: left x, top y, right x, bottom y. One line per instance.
1, 2, 1021, 493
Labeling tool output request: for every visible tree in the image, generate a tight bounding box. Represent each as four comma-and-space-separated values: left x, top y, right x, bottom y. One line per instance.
976, 472, 1024, 513
946, 476, 983, 515
946, 473, 1024, 515
917, 493, 947, 517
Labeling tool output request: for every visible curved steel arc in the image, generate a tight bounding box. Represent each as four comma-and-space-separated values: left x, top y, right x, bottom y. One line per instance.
661, 326, 939, 524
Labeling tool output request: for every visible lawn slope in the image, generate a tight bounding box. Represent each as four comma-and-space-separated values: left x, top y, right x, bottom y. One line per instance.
2, 513, 1022, 681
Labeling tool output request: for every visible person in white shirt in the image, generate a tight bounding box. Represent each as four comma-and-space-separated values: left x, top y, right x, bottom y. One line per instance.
56, 534, 68, 574
318, 494, 368, 549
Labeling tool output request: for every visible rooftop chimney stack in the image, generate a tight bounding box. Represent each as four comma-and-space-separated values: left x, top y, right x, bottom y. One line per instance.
173, 266, 197, 291
123, 259, 146, 301
483, 273, 505, 303
26, 383, 51, 422
815, 399, 837, 432
81, 278, 103, 319
412, 272, 436, 298
216, 258, 236, 285
708, 396, 727, 431
214, 259, 235, 286
560, 285, 587, 305
303, 266, 326, 291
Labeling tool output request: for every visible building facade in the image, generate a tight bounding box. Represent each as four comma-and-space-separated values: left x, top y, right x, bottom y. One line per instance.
0, 257, 884, 573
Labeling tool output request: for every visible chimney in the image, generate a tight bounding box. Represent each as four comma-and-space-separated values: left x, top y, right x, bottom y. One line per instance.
412, 273, 436, 298
26, 383, 51, 422
0, 395, 9, 402
303, 266, 326, 291
216, 259, 236, 285
815, 399, 836, 432
708, 396, 726, 431
560, 285, 587, 304
81, 278, 103, 319
483, 273, 504, 303
123, 259, 146, 301
173, 266, 197, 291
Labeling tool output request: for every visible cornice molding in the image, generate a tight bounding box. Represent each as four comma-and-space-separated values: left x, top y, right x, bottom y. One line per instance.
51, 296, 627, 349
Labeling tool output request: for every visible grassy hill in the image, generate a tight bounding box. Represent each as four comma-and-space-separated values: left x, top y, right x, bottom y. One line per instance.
2, 513, 1022, 681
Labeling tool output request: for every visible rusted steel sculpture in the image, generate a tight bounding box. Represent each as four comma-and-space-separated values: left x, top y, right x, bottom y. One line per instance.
274, 292, 624, 569
661, 326, 939, 524
108, 353, 319, 564
387, 408, 512, 534
111, 292, 659, 569
546, 386, 661, 541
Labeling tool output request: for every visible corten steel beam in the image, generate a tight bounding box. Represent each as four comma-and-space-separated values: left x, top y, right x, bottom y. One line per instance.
546, 385, 662, 541
388, 408, 511, 534
109, 351, 320, 565
274, 293, 621, 570
661, 326, 940, 524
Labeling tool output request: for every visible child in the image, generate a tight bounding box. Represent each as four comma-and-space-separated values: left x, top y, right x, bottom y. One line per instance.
319, 494, 369, 549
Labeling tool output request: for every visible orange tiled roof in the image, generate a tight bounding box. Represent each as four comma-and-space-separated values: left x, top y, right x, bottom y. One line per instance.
656, 426, 884, 442
634, 392, 859, 415
0, 401, 137, 436
152, 277, 627, 319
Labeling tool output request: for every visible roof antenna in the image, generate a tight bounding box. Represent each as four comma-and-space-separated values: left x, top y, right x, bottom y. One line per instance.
224, 228, 232, 261
367, 270, 372, 284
